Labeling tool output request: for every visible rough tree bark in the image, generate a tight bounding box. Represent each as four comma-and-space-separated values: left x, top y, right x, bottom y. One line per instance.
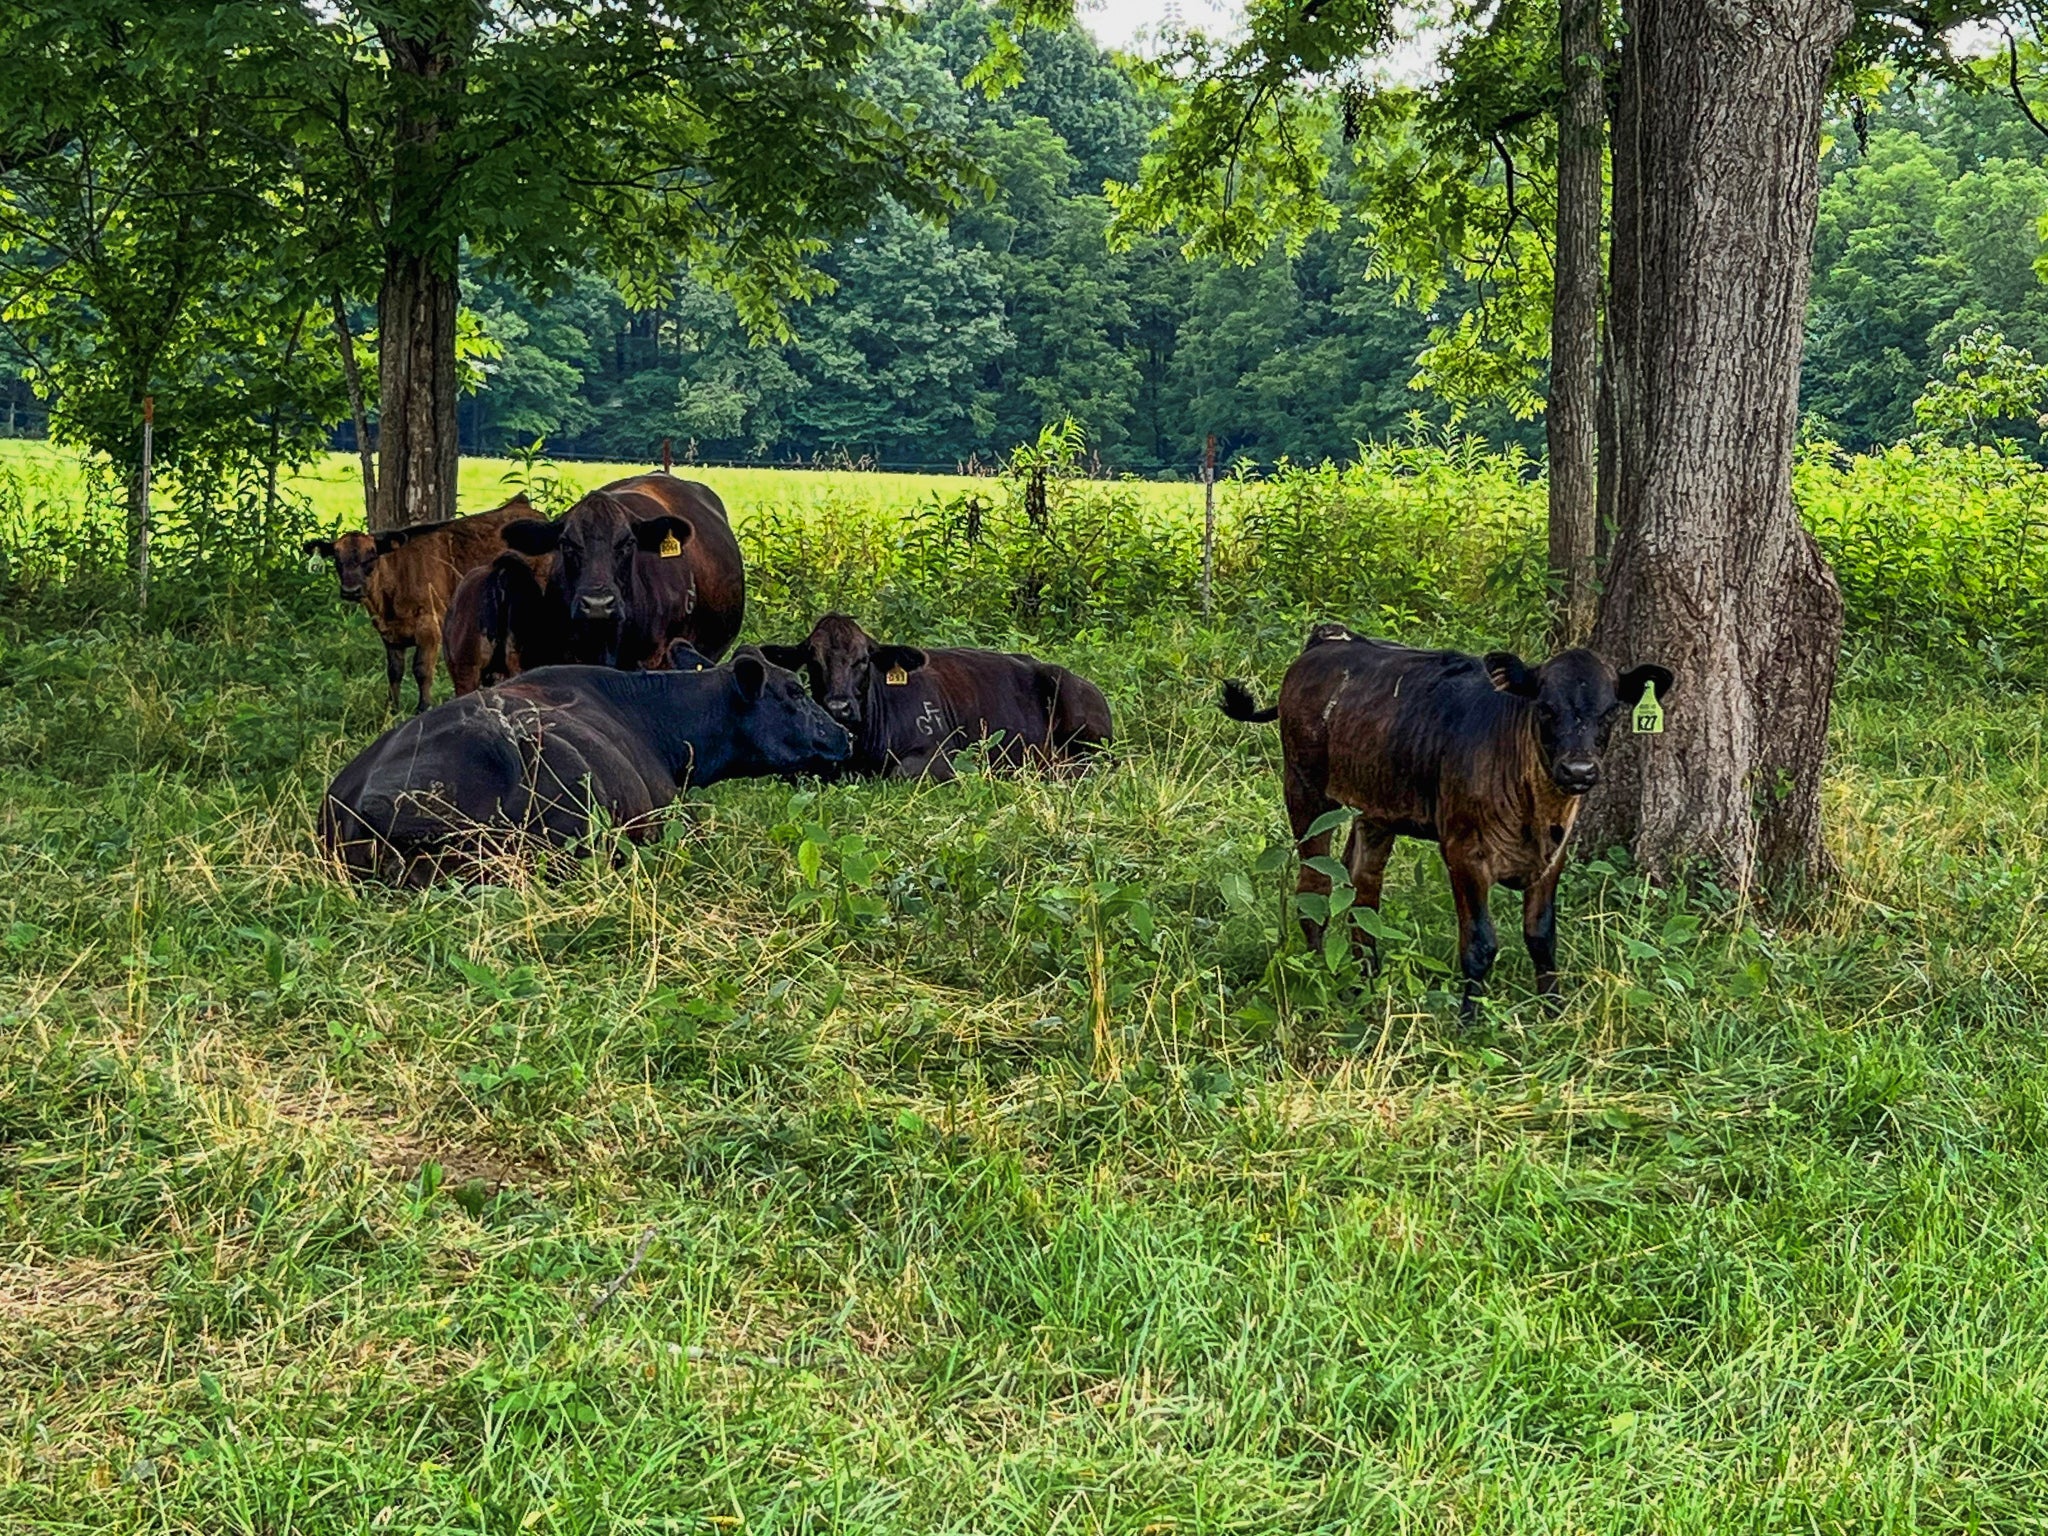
1546, 0, 1603, 648
371, 7, 471, 531
1585, 0, 1851, 891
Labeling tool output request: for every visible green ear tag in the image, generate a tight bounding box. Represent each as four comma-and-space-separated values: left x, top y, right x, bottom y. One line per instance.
1633, 681, 1665, 735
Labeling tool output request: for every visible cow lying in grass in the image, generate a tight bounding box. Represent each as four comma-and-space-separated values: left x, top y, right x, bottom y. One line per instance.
1222, 623, 1673, 1020
321, 652, 848, 885
760, 613, 1113, 780
304, 496, 534, 713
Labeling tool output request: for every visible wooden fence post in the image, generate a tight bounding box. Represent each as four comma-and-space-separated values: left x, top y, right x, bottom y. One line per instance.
1200, 433, 1217, 618
138, 395, 154, 611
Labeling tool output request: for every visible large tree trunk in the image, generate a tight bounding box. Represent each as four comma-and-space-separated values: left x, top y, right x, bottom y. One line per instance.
1546, 0, 1603, 648
1585, 0, 1851, 892
371, 7, 471, 531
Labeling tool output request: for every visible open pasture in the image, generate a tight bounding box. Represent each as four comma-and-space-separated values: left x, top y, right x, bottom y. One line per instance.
0, 439, 1210, 545
5, 439, 2048, 1530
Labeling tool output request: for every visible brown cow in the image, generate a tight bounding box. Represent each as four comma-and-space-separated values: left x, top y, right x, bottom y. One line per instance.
304, 495, 534, 712
497, 474, 746, 672
443, 552, 551, 696
759, 613, 1113, 780
1221, 623, 1673, 1020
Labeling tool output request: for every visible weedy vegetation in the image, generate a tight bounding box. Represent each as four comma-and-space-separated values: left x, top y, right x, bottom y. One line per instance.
4, 429, 2048, 1531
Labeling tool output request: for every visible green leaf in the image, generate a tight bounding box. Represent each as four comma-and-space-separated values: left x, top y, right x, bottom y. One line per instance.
1304, 855, 1351, 885
1304, 808, 1356, 838
1323, 924, 1350, 971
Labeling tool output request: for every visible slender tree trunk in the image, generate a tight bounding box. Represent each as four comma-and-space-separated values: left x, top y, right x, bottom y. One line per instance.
1585, 0, 1851, 891
1595, 306, 1618, 573
332, 291, 376, 525
371, 8, 471, 532
1547, 0, 1603, 648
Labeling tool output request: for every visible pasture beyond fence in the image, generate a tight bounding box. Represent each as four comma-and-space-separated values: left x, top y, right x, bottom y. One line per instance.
4, 430, 2047, 676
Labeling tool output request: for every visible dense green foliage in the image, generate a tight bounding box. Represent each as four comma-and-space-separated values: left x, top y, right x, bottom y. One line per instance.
6, 443, 2048, 1528
13, 7, 2048, 479
441, 23, 2048, 473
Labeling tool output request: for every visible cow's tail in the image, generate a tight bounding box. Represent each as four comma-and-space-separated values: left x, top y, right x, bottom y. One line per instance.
1219, 680, 1279, 724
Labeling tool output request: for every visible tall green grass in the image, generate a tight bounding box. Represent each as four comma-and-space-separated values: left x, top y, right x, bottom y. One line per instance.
5, 431, 2048, 1531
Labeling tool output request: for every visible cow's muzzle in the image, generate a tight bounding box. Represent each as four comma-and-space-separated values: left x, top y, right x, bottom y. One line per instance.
1553, 758, 1600, 794
338, 587, 364, 603
577, 592, 619, 620
825, 698, 860, 724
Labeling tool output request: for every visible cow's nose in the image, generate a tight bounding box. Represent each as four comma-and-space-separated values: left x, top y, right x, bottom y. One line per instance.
825, 698, 859, 722
578, 592, 618, 619
1554, 759, 1600, 793
338, 587, 363, 602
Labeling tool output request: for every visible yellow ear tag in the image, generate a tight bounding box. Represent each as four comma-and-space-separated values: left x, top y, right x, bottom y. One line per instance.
658, 533, 682, 558
1633, 681, 1665, 735
885, 666, 909, 687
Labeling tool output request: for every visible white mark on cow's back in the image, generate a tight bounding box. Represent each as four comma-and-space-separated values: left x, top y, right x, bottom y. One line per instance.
1322, 670, 1355, 724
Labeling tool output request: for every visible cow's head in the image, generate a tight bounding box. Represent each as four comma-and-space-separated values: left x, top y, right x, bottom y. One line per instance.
501, 491, 693, 626
759, 613, 926, 731
1485, 647, 1675, 795
726, 649, 853, 775
304, 528, 413, 604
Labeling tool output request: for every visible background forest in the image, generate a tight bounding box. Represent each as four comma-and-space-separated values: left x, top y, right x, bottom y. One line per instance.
10, 0, 2043, 475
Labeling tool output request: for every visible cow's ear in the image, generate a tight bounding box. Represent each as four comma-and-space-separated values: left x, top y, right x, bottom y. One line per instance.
371, 528, 412, 554
634, 515, 693, 553
1618, 664, 1675, 705
757, 643, 813, 672
302, 538, 335, 559
1484, 651, 1541, 697
731, 652, 767, 701
873, 644, 928, 676
502, 518, 561, 556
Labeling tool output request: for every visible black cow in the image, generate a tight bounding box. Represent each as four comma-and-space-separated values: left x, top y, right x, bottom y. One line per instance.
759, 613, 1113, 780
1221, 623, 1673, 1020
498, 474, 746, 672
321, 651, 848, 884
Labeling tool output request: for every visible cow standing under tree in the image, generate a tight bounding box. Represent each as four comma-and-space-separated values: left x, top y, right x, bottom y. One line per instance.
1221, 624, 1673, 1021
760, 613, 1113, 780
305, 494, 535, 712
482, 475, 745, 676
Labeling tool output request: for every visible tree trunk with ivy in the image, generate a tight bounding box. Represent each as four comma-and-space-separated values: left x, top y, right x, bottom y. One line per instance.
1583, 0, 1850, 890
370, 6, 472, 531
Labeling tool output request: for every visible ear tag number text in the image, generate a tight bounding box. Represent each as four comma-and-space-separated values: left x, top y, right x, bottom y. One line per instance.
1633, 682, 1665, 735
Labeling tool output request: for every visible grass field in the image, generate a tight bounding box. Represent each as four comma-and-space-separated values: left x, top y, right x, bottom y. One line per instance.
5, 437, 2048, 1531
0, 439, 1208, 541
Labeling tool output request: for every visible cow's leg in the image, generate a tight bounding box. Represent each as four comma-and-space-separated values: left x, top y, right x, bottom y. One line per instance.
1284, 765, 1339, 952
383, 642, 407, 714
1522, 864, 1564, 1005
1443, 845, 1497, 1024
1342, 822, 1396, 973
412, 619, 441, 713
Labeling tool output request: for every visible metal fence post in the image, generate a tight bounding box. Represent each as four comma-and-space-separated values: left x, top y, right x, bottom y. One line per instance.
138, 395, 153, 611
